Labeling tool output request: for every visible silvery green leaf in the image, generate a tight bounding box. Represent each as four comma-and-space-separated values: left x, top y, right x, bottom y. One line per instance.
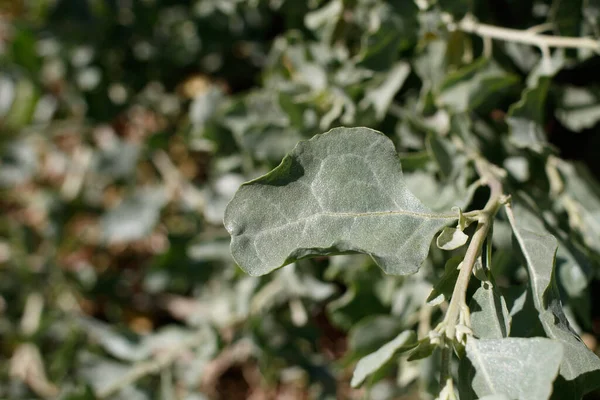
225, 127, 454, 276
511, 199, 590, 299
78, 354, 147, 399
436, 227, 469, 250
438, 58, 518, 112
503, 156, 530, 182
406, 337, 436, 361
503, 42, 540, 73
427, 257, 461, 306
304, 0, 342, 37
351, 331, 417, 387
507, 78, 550, 153
556, 86, 600, 132
426, 134, 454, 179
508, 209, 600, 395
101, 188, 167, 244
470, 281, 511, 339
347, 315, 403, 361
466, 337, 563, 400
526, 50, 565, 87
557, 162, 600, 254
77, 317, 149, 362
414, 39, 447, 92
360, 62, 410, 121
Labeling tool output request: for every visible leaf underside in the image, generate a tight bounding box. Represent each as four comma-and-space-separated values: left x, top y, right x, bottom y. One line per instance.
224, 127, 453, 276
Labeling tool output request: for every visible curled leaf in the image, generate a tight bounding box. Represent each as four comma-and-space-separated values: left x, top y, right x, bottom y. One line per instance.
437, 227, 469, 250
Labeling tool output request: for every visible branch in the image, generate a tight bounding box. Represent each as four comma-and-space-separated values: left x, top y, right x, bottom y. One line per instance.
436, 154, 505, 390
455, 15, 600, 52
442, 156, 504, 337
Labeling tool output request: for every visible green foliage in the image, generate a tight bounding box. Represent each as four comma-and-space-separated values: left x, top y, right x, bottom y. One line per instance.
3, 0, 600, 399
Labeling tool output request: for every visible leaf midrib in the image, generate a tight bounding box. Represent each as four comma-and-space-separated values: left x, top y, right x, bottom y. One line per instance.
239, 210, 456, 238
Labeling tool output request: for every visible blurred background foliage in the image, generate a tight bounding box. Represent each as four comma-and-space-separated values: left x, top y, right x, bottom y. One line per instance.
2, 0, 600, 399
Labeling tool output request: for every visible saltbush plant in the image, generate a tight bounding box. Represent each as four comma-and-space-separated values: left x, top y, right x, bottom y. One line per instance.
3, 0, 600, 399
225, 125, 600, 399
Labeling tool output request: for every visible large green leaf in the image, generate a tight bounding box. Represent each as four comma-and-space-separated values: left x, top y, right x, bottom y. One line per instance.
507, 209, 600, 395
224, 127, 454, 276
466, 337, 563, 400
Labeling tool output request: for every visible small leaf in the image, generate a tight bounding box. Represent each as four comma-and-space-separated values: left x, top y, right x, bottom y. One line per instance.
407, 337, 436, 361
454, 206, 471, 232
437, 227, 469, 250
350, 330, 417, 387
557, 162, 600, 254
426, 134, 454, 179
346, 315, 403, 361
101, 188, 167, 244
427, 256, 461, 306
439, 58, 518, 112
466, 337, 563, 400
556, 86, 600, 132
225, 127, 454, 276
360, 62, 410, 121
507, 78, 550, 153
470, 281, 511, 339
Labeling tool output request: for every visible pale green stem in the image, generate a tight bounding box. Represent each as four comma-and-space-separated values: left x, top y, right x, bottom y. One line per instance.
456, 15, 600, 52
438, 157, 504, 386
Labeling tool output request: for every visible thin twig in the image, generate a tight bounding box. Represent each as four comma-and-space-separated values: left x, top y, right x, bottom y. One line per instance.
456, 15, 600, 52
